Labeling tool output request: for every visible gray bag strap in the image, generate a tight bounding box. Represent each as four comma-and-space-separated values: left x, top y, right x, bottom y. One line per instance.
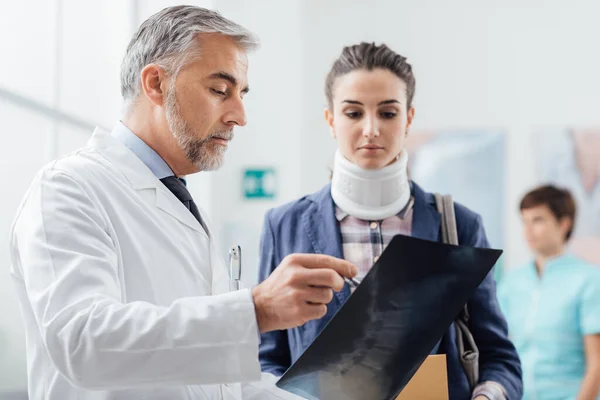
434, 193, 479, 389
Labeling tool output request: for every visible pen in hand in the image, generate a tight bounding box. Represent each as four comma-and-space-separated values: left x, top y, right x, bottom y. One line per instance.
345, 276, 362, 288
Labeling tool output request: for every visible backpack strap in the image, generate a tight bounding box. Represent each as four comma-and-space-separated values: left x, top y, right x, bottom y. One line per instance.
434, 193, 479, 389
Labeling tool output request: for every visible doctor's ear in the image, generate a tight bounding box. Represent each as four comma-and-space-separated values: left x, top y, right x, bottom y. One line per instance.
140, 64, 169, 107
324, 107, 336, 139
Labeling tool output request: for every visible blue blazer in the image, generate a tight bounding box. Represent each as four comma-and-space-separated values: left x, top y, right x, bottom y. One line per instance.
258, 182, 523, 400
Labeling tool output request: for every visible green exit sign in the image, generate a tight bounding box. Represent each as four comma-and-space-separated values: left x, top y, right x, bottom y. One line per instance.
243, 168, 277, 199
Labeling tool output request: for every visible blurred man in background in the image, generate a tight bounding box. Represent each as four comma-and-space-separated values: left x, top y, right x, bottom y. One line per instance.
499, 185, 600, 400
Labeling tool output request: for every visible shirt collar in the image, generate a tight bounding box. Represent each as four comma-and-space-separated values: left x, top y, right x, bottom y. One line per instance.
533, 253, 575, 269
111, 121, 174, 180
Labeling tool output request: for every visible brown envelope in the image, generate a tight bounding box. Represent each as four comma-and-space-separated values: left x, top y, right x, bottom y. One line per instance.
396, 355, 449, 400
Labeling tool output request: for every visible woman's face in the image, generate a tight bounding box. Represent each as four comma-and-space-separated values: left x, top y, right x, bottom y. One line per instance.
325, 68, 414, 170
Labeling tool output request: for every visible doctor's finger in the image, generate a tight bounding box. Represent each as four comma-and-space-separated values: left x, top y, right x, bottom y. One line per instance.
284, 254, 357, 278
301, 303, 328, 322
297, 268, 344, 292
302, 287, 334, 305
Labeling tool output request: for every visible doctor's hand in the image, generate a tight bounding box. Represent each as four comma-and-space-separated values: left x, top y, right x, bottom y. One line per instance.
251, 254, 358, 333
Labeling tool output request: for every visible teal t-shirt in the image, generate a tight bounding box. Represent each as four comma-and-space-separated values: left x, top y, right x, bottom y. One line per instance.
499, 254, 600, 400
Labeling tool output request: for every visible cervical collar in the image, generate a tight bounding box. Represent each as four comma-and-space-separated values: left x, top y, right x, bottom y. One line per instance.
331, 149, 411, 220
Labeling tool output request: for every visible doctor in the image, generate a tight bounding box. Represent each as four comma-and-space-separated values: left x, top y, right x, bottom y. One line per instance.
8, 6, 356, 400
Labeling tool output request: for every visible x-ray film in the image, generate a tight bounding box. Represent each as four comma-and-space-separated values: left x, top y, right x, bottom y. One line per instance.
276, 234, 502, 400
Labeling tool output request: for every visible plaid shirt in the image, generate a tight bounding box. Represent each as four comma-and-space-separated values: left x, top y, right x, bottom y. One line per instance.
335, 198, 414, 281
335, 198, 507, 400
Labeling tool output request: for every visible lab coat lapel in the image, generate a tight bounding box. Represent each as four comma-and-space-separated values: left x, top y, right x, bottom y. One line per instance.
89, 128, 207, 236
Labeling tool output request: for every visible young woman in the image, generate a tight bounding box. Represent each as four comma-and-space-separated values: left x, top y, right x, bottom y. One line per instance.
258, 42, 522, 400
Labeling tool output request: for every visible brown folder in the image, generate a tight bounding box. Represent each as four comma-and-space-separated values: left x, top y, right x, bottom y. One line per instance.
396, 355, 448, 400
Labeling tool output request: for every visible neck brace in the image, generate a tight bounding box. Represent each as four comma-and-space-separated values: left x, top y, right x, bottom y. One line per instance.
331, 149, 411, 220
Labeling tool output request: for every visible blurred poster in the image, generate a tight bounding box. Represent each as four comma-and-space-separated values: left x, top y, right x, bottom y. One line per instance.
533, 128, 600, 266
405, 130, 506, 278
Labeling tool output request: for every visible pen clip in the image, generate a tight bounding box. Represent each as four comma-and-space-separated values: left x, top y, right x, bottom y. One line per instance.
229, 245, 241, 281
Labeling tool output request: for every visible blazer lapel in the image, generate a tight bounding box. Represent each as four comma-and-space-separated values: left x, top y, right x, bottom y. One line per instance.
302, 184, 349, 305
411, 182, 442, 243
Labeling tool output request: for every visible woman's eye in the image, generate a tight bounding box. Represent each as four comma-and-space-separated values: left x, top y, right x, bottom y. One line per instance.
345, 112, 362, 119
380, 112, 397, 119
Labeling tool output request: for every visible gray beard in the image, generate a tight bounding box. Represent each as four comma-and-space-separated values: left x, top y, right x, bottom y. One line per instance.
165, 87, 232, 171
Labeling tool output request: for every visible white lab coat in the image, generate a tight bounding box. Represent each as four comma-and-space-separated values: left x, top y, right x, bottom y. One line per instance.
9, 128, 303, 400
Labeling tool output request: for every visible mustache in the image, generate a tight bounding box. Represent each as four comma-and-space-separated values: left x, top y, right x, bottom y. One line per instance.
207, 130, 234, 141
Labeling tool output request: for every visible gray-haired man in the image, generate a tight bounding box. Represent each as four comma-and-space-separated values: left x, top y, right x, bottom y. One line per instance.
9, 6, 356, 399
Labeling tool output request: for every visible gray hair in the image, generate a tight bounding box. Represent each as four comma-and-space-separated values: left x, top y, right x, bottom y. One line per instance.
120, 5, 259, 109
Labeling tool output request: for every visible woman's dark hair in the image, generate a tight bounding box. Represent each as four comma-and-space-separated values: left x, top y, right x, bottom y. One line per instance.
325, 42, 415, 110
